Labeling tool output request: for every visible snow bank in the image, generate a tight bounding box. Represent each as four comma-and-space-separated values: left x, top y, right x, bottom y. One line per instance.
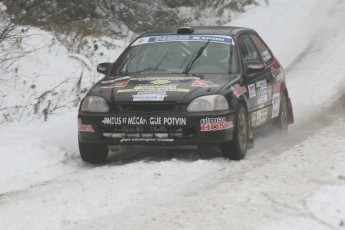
0, 28, 125, 123
0, 111, 79, 194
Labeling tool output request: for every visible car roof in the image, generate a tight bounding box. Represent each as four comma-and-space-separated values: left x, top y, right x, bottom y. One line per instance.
140, 26, 256, 37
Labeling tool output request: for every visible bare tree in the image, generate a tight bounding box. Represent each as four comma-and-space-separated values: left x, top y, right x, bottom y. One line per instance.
0, 4, 30, 73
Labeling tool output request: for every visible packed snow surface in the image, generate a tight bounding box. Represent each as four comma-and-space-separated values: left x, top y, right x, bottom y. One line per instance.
1, 0, 345, 229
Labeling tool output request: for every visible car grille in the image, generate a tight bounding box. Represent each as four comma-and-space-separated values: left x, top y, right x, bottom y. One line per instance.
102, 125, 195, 140
119, 103, 176, 112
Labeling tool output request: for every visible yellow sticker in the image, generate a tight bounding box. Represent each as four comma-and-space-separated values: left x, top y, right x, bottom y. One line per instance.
150, 80, 171, 84
257, 108, 268, 125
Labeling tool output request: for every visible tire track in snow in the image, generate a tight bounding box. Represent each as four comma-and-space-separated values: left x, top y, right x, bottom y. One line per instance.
284, 37, 316, 73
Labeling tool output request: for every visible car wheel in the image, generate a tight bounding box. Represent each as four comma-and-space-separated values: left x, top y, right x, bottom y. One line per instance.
79, 142, 108, 164
221, 105, 248, 160
276, 92, 288, 132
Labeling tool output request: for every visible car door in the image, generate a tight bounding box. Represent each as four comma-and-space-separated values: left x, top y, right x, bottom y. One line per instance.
250, 33, 283, 122
237, 33, 273, 128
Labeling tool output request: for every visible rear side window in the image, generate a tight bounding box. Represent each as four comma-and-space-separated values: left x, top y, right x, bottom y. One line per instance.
250, 34, 274, 65
238, 34, 261, 63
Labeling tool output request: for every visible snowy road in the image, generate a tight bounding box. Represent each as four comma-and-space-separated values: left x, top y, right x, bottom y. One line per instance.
1, 0, 345, 229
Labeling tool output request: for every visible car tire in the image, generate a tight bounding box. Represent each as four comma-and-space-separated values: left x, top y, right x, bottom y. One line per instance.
276, 92, 288, 132
79, 142, 108, 164
221, 105, 248, 160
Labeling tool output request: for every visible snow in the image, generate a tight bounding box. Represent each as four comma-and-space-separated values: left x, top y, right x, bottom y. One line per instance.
0, 111, 79, 194
228, 0, 345, 125
1, 0, 345, 229
0, 28, 125, 123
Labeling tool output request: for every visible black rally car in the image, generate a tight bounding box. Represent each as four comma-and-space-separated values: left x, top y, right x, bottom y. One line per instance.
78, 26, 294, 164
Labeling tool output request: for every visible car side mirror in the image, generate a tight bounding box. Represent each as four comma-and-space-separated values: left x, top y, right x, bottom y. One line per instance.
97, 62, 112, 75
244, 61, 265, 76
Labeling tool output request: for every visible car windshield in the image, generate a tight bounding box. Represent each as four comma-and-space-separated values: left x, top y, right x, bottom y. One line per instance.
112, 35, 237, 75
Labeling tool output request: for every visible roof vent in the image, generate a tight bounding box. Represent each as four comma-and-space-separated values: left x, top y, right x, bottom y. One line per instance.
177, 27, 194, 34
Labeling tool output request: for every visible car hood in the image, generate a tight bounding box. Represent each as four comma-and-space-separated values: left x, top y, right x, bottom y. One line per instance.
90, 74, 237, 104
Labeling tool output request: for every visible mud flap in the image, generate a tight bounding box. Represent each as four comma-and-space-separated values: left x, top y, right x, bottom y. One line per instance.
248, 113, 254, 149
287, 97, 294, 124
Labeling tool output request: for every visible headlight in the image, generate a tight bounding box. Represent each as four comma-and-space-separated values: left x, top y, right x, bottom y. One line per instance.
187, 95, 229, 112
81, 96, 109, 112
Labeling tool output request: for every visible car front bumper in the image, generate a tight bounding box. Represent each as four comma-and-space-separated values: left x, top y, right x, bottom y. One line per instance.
78, 110, 235, 146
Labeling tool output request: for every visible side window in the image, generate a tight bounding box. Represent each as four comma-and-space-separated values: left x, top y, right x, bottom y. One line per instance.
250, 34, 274, 65
238, 34, 261, 62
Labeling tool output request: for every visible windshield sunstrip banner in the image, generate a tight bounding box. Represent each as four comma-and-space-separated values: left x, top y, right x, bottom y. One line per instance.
132, 35, 235, 46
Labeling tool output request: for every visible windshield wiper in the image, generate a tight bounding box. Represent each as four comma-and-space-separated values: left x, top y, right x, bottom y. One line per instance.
183, 40, 210, 74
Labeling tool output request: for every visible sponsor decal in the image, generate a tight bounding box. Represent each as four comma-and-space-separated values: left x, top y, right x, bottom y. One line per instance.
261, 50, 272, 62
271, 93, 280, 118
259, 88, 268, 96
102, 117, 123, 125
101, 80, 129, 88
248, 84, 256, 98
162, 117, 187, 126
251, 108, 268, 128
192, 80, 218, 87
257, 95, 268, 105
150, 80, 171, 84
117, 84, 189, 93
130, 76, 199, 81
231, 83, 247, 97
258, 108, 268, 125
102, 117, 187, 126
138, 84, 178, 88
200, 117, 233, 132
135, 83, 179, 88
257, 108, 268, 124
132, 91, 167, 101
256, 80, 268, 105
256, 108, 268, 126
131, 35, 235, 46
120, 138, 174, 143
256, 80, 267, 89
78, 119, 94, 132
150, 117, 187, 126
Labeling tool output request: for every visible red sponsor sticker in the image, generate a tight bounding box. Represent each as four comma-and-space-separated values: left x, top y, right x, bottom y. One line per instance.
192, 80, 218, 87
200, 117, 233, 132
78, 119, 95, 132
231, 83, 247, 97
101, 80, 129, 88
